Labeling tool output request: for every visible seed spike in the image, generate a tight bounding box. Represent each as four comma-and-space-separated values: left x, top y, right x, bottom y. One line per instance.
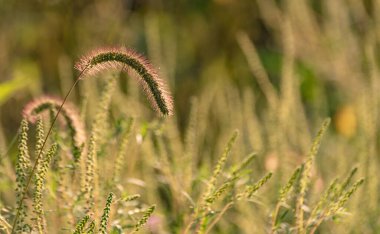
75, 47, 173, 116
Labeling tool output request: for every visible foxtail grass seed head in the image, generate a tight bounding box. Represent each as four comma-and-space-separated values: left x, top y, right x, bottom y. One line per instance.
340, 167, 358, 193
231, 152, 256, 178
75, 47, 173, 116
279, 167, 301, 203
99, 193, 114, 234
196, 130, 239, 234
15, 119, 31, 232
272, 168, 301, 232
122, 194, 141, 202
300, 118, 331, 196
309, 178, 339, 222
86, 221, 96, 234
326, 178, 364, 217
133, 205, 156, 232
84, 134, 96, 214
35, 118, 45, 157
209, 130, 239, 192
73, 215, 90, 234
16, 120, 31, 184
32, 143, 57, 233
243, 172, 273, 199
296, 118, 330, 232
205, 182, 232, 204
22, 96, 86, 159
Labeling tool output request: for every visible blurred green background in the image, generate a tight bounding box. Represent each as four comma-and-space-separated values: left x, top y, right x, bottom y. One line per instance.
0, 0, 261, 135
0, 0, 374, 135
0, 0, 327, 137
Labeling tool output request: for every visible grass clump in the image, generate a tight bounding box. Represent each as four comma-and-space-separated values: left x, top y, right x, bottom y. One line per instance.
6, 68, 363, 234
269, 120, 363, 233
9, 46, 173, 234
2, 41, 365, 234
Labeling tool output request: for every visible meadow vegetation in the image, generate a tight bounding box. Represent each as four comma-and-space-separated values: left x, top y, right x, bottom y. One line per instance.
0, 0, 379, 233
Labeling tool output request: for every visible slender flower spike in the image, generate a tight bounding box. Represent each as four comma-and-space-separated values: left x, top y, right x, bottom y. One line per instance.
73, 215, 89, 234
99, 193, 114, 234
75, 47, 173, 116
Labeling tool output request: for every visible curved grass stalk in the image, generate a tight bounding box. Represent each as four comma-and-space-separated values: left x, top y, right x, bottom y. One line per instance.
23, 96, 86, 160
75, 47, 173, 116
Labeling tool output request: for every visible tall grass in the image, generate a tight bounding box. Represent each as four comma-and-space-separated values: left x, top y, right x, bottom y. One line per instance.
0, 0, 378, 233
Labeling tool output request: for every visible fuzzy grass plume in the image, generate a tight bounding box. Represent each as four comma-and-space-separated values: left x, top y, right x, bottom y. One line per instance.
75, 47, 173, 116
22, 96, 86, 159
